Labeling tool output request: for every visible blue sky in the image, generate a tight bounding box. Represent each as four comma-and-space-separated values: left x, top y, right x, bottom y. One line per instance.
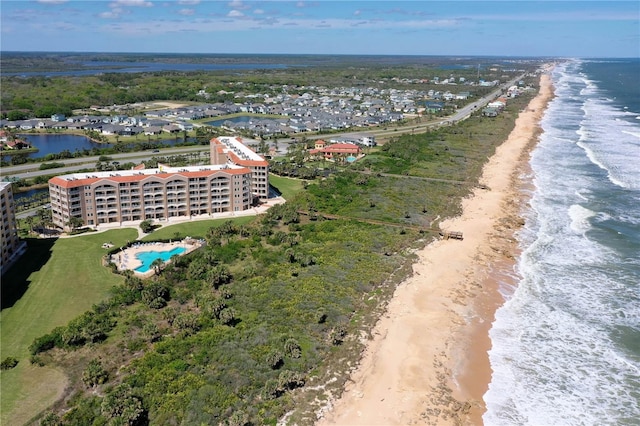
1, 1, 638, 57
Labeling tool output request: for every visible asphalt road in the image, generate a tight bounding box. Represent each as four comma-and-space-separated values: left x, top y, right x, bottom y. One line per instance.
1, 75, 522, 180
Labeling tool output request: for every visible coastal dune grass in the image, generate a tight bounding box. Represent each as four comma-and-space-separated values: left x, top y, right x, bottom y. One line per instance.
0, 229, 137, 426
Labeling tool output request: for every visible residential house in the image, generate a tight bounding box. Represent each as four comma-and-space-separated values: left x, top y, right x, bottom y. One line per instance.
309, 141, 362, 161
425, 101, 444, 114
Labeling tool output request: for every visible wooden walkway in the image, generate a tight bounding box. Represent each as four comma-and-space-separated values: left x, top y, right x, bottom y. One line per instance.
357, 170, 485, 188
297, 210, 463, 240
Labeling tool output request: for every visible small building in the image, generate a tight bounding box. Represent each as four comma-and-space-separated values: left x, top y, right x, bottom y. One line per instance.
309, 142, 362, 161
483, 107, 499, 117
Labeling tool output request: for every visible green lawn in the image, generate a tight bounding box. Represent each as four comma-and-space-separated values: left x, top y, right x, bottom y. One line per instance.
141, 216, 256, 241
0, 229, 137, 426
269, 174, 304, 200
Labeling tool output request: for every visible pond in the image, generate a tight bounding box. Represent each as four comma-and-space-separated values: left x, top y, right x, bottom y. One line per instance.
13, 187, 49, 201
205, 116, 255, 127
17, 134, 108, 158
5, 134, 197, 161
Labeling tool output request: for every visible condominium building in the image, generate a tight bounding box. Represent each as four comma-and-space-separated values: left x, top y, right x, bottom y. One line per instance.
49, 164, 253, 231
49, 136, 270, 232
1, 182, 27, 275
210, 136, 270, 200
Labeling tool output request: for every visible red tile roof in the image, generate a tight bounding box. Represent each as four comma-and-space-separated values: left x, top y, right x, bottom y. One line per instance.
49, 168, 250, 189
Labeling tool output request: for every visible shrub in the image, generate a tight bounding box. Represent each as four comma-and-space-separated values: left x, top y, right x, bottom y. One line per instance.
82, 359, 109, 388
277, 370, 305, 391
101, 383, 144, 424
142, 282, 170, 305
265, 350, 284, 370
29, 355, 45, 366
226, 410, 249, 426
148, 297, 167, 310
260, 379, 280, 400
39, 412, 61, 426
174, 313, 201, 334
140, 219, 154, 234
142, 322, 161, 342
284, 338, 301, 359
219, 307, 237, 326
39, 162, 65, 170
330, 325, 347, 345
0, 356, 19, 370
29, 327, 64, 355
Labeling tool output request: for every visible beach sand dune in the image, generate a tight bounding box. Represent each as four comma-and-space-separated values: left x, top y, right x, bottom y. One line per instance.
316, 73, 554, 426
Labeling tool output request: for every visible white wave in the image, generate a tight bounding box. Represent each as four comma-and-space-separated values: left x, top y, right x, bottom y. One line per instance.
575, 98, 640, 190
568, 204, 596, 233
485, 280, 640, 425
485, 211, 640, 424
574, 189, 590, 201
622, 130, 640, 139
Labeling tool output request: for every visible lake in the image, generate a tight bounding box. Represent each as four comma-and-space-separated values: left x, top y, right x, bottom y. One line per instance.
17, 134, 108, 158
205, 116, 255, 127
3, 61, 289, 77
5, 134, 194, 160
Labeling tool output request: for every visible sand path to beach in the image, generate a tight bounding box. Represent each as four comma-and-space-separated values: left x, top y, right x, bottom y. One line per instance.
316, 72, 553, 426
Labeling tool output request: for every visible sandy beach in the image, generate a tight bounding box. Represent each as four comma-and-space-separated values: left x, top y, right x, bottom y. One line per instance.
317, 71, 554, 426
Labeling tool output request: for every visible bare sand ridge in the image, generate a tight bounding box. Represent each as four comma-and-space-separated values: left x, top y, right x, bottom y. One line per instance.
316, 72, 554, 426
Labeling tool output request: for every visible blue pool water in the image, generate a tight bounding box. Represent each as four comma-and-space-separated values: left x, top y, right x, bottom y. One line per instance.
134, 247, 186, 273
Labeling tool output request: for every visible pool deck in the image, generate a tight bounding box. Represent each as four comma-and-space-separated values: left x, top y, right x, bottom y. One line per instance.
112, 239, 203, 277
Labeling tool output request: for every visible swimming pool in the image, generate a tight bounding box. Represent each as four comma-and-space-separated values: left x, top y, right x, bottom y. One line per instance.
134, 247, 186, 273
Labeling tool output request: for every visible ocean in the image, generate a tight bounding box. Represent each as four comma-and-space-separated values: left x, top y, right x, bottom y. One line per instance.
484, 59, 640, 425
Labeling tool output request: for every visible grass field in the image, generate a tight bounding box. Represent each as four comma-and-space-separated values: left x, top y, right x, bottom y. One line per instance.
141, 216, 256, 241
269, 174, 305, 200
0, 229, 137, 426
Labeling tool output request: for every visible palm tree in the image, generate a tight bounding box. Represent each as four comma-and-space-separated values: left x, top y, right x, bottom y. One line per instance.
67, 216, 84, 231
151, 258, 164, 276
25, 215, 35, 234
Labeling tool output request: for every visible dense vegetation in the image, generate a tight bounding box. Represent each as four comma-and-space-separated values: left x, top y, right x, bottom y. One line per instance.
29, 207, 418, 425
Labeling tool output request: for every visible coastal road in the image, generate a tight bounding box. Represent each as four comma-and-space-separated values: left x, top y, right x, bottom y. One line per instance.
1, 146, 210, 179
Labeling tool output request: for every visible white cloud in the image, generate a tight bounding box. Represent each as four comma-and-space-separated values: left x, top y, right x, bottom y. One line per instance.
227, 0, 249, 10
178, 8, 195, 16
100, 7, 124, 19
228, 10, 244, 18
178, 0, 200, 4
253, 9, 265, 15
109, 0, 153, 7
100, 16, 461, 36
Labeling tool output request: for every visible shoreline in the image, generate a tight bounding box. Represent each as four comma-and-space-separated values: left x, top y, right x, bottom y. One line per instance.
316, 71, 554, 425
